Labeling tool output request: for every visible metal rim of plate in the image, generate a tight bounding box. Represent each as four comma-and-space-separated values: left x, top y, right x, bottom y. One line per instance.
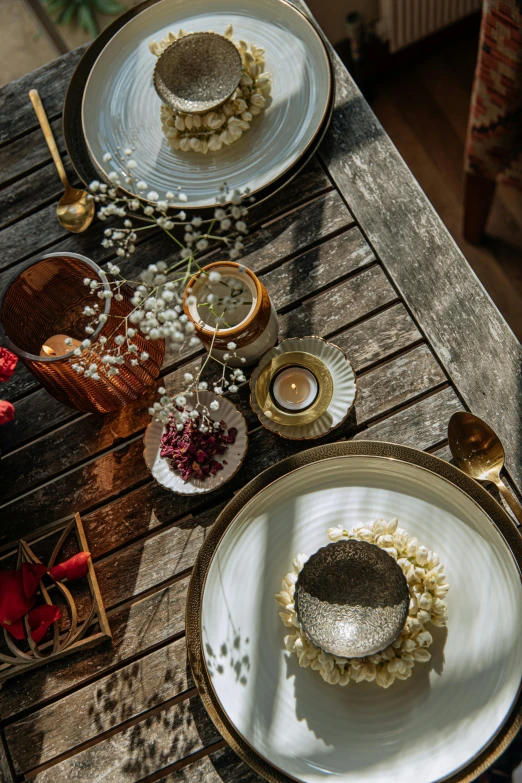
62, 0, 335, 212
186, 440, 522, 783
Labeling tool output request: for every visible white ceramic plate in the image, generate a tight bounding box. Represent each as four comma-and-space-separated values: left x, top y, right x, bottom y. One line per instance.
82, 0, 332, 209
198, 453, 522, 783
250, 336, 357, 440
143, 390, 247, 494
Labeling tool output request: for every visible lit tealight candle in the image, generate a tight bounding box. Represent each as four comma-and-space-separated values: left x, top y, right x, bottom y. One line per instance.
272, 366, 318, 412
40, 334, 81, 358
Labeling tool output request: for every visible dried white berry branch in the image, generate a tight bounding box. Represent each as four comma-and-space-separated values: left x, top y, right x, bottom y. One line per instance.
69, 156, 254, 423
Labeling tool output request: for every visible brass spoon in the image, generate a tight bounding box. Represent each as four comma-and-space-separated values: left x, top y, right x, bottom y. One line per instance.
448, 411, 522, 525
29, 89, 95, 233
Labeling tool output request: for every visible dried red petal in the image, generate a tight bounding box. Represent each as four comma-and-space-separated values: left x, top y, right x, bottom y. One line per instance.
1, 617, 25, 640
0, 400, 14, 426
0, 348, 17, 383
224, 427, 237, 444
160, 412, 234, 482
27, 604, 61, 643
0, 571, 35, 625
22, 563, 47, 600
49, 552, 90, 581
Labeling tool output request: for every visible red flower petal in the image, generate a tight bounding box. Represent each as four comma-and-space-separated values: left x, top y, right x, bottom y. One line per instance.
27, 604, 61, 644
0, 348, 17, 383
0, 400, 14, 426
22, 563, 47, 600
49, 552, 90, 581
0, 571, 35, 625
1, 618, 25, 640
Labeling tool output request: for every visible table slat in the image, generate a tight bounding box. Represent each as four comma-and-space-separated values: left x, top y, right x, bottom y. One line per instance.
0, 48, 85, 145
321, 54, 522, 493
156, 746, 264, 783
0, 118, 64, 189
30, 695, 220, 783
0, 157, 78, 231
354, 386, 462, 448
6, 637, 192, 773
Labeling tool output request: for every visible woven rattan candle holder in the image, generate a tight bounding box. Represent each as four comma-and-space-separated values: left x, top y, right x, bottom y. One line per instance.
0, 252, 165, 413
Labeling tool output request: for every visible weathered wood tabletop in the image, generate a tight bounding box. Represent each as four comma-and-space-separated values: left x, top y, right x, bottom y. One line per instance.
1, 19, 522, 783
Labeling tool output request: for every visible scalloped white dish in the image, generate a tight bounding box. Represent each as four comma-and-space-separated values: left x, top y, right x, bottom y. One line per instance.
250, 336, 357, 440
143, 390, 248, 494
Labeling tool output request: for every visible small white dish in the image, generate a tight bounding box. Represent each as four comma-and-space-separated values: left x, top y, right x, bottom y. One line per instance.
250, 336, 357, 440
143, 390, 247, 494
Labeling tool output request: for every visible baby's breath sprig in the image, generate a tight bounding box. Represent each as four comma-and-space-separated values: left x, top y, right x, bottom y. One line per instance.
89, 149, 252, 261
71, 157, 254, 423
151, 349, 247, 430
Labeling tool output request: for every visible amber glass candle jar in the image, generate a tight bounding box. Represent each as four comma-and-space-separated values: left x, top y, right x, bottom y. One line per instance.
183, 261, 278, 366
0, 252, 165, 413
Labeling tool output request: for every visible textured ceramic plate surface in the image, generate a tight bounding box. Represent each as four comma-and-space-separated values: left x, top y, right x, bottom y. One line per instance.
195, 449, 522, 783
251, 337, 356, 439
81, 0, 332, 208
143, 391, 247, 494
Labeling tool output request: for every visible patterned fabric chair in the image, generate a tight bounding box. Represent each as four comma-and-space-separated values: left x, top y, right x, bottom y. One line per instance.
463, 0, 522, 242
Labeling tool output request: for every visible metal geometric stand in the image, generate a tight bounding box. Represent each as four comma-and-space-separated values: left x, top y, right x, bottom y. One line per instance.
0, 512, 111, 685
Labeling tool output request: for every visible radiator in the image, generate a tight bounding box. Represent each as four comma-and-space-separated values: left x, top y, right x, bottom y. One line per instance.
379, 0, 482, 53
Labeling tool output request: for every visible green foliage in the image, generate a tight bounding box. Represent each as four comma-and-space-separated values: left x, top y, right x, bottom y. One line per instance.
43, 0, 125, 36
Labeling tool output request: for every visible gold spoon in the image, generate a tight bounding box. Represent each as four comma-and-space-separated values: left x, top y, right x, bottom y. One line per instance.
448, 411, 522, 525
29, 89, 95, 233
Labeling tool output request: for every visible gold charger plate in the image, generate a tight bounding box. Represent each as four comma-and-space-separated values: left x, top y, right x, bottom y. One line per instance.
187, 440, 522, 783
63, 0, 335, 211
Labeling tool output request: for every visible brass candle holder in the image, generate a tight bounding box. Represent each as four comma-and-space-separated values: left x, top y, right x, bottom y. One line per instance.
254, 351, 333, 426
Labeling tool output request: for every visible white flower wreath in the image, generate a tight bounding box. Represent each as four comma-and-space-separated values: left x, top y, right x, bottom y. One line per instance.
275, 518, 449, 689
150, 25, 272, 154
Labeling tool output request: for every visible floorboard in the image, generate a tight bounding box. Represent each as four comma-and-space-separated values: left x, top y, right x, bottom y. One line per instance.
371, 28, 522, 342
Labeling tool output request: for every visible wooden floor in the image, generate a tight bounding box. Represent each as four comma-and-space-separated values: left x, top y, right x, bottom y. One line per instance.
371, 26, 522, 344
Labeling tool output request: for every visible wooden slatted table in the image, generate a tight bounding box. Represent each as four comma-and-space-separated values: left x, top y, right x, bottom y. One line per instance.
1, 25, 522, 783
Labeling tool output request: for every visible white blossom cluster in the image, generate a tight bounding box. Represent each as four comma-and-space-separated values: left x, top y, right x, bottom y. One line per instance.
73, 262, 249, 393
88, 155, 252, 261
149, 336, 247, 428
189, 267, 251, 326
89, 168, 250, 260
150, 25, 272, 154
275, 519, 449, 689
69, 154, 254, 383
151, 384, 224, 434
